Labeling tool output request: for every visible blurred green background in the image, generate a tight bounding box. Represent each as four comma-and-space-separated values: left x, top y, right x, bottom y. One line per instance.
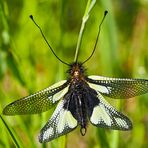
0, 0, 148, 148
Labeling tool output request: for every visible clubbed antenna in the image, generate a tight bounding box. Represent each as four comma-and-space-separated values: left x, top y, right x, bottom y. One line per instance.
29, 15, 70, 66
82, 10, 108, 65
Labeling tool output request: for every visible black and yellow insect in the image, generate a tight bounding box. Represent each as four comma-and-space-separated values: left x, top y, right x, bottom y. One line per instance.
2, 11, 148, 143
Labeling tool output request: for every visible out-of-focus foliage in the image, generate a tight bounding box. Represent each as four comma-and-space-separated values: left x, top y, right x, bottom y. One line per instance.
0, 0, 148, 148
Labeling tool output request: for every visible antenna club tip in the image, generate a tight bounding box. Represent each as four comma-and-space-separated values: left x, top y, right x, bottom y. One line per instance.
29, 15, 33, 19
104, 10, 108, 15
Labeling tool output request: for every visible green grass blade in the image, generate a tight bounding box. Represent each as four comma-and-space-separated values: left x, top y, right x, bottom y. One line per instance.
74, 0, 96, 62
97, 129, 110, 148
0, 115, 22, 148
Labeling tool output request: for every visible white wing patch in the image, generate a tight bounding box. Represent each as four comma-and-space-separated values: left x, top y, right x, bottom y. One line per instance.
90, 105, 111, 126
42, 127, 54, 141
88, 75, 106, 80
88, 75, 129, 81
114, 118, 128, 129
46, 80, 67, 90
57, 109, 77, 133
90, 92, 132, 130
88, 83, 109, 94
39, 100, 78, 143
52, 86, 69, 103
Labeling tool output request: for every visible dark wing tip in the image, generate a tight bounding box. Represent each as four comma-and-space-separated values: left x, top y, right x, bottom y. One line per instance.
2, 106, 11, 115
118, 116, 133, 131
2, 103, 23, 116
38, 132, 51, 143
2, 102, 18, 116
38, 135, 43, 143
126, 119, 133, 130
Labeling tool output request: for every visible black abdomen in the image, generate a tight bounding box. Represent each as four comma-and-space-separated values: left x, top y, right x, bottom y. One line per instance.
63, 81, 88, 135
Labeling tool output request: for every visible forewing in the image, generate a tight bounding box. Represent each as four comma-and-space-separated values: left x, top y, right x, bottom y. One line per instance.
87, 75, 148, 99
3, 80, 69, 115
39, 100, 78, 143
89, 92, 132, 130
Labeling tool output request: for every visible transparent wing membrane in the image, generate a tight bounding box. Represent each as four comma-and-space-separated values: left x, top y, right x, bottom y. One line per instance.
3, 80, 69, 115
89, 92, 132, 130
87, 75, 148, 99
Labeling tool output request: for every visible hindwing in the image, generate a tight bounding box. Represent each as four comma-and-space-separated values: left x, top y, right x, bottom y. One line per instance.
39, 99, 78, 143
88, 91, 132, 130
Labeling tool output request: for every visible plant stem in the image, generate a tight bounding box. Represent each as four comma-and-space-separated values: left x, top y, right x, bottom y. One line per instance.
74, 0, 96, 62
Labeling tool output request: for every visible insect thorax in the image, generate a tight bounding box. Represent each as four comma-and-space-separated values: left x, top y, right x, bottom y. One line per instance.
67, 62, 86, 81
